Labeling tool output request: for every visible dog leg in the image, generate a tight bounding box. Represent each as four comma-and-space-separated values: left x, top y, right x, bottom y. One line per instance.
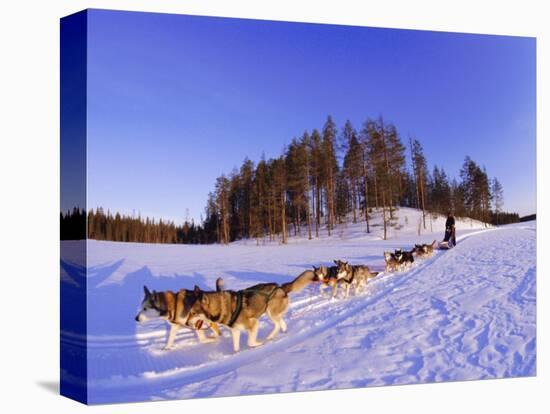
196, 329, 216, 344
209, 322, 221, 338
164, 323, 179, 350
267, 318, 281, 341
345, 283, 351, 298
231, 327, 241, 352
247, 319, 263, 348
331, 282, 338, 299
280, 318, 287, 333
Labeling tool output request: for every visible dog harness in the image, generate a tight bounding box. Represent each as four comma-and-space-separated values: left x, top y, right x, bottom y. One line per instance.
226, 285, 279, 328
227, 291, 243, 328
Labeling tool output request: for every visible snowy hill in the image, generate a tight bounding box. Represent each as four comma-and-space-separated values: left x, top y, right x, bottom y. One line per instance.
232, 207, 490, 246
60, 211, 534, 404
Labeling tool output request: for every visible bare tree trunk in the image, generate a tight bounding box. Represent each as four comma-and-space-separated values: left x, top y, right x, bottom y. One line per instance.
409, 136, 421, 210
381, 124, 394, 220
420, 166, 426, 230
363, 163, 370, 233
268, 195, 273, 241
352, 178, 357, 223
382, 190, 387, 240
306, 187, 312, 240
315, 181, 320, 238
327, 176, 333, 237
319, 186, 324, 235
281, 190, 287, 244
374, 174, 379, 210
294, 205, 298, 236
248, 196, 252, 239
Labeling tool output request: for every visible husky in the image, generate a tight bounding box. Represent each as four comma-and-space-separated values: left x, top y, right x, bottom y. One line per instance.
312, 261, 348, 298
424, 240, 437, 255
413, 244, 428, 257
413, 240, 436, 258
186, 270, 316, 352
395, 248, 415, 269
135, 283, 223, 350
384, 251, 402, 272
335, 261, 378, 296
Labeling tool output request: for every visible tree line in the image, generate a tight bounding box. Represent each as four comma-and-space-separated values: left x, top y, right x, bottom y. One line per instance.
60, 208, 212, 243
203, 115, 516, 244
60, 115, 519, 242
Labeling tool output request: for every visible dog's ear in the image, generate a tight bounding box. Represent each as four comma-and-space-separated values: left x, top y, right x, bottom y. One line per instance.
333, 260, 338, 265
215, 277, 224, 292
143, 286, 151, 297
193, 285, 202, 296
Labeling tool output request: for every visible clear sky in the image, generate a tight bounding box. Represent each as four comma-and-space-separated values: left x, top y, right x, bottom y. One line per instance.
86, 9, 536, 223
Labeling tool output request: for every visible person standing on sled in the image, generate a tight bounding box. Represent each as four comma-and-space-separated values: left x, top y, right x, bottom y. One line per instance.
444, 211, 456, 247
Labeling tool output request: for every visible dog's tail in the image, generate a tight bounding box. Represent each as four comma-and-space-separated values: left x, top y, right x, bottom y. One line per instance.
431, 240, 436, 247
281, 270, 316, 294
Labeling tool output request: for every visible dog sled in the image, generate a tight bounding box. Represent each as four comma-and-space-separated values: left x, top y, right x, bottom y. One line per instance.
438, 227, 456, 250
438, 240, 453, 250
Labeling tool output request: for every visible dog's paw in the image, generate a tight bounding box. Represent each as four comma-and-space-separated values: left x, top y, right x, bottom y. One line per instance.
162, 346, 174, 351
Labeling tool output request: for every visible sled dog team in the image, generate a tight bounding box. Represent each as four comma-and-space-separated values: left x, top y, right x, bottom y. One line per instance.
135, 240, 437, 352
383, 240, 436, 272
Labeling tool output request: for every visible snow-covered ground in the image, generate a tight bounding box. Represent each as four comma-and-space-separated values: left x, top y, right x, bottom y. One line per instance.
60, 208, 536, 404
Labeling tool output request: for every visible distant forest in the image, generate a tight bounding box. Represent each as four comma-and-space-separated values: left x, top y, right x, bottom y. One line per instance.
61, 115, 521, 243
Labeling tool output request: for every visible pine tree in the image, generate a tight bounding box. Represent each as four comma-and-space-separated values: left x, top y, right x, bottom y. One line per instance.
321, 115, 338, 236
310, 129, 323, 238
300, 132, 313, 240
215, 175, 231, 244
492, 178, 504, 225
410, 138, 428, 229
342, 120, 362, 223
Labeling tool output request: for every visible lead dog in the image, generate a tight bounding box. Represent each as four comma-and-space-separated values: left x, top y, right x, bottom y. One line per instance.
135, 284, 223, 350
413, 240, 436, 258
185, 270, 316, 352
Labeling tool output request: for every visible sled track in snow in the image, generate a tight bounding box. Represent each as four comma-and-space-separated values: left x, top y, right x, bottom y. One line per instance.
88, 228, 499, 401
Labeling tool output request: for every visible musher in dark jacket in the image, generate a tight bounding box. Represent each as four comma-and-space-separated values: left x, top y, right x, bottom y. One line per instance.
444, 211, 456, 246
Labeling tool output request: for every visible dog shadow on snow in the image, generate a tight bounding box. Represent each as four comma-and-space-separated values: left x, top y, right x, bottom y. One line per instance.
61, 258, 219, 336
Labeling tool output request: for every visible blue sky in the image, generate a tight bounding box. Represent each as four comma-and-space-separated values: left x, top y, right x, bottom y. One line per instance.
86, 9, 536, 222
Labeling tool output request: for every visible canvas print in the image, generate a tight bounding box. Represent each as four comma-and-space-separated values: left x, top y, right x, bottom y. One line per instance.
60, 9, 536, 405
